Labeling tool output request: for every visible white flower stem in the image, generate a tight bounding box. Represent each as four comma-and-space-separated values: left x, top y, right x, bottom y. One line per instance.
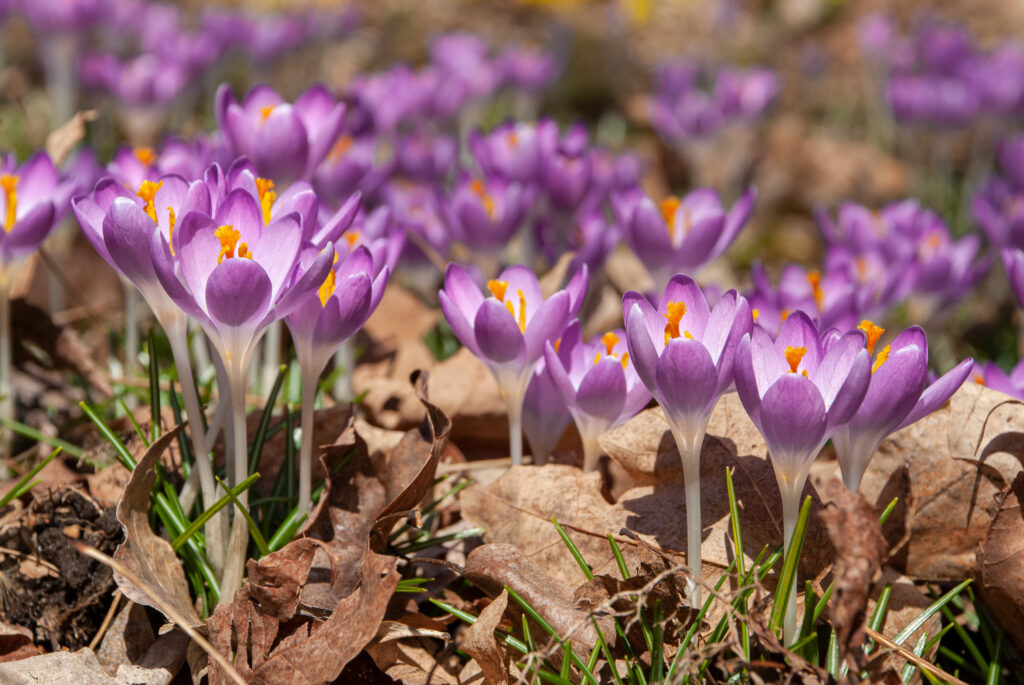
506, 387, 525, 466
331, 339, 354, 402
0, 283, 12, 470
671, 426, 706, 609
298, 366, 318, 518
123, 282, 140, 409
581, 435, 601, 473
165, 321, 224, 575
261, 320, 282, 397
778, 471, 809, 645
220, 353, 253, 601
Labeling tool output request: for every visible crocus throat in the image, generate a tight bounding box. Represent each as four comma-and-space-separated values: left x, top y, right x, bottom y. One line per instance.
328, 136, 353, 162
136, 180, 163, 223
663, 301, 692, 345
260, 105, 275, 123
785, 346, 807, 374
856, 320, 885, 356
506, 132, 519, 148
660, 196, 680, 239
595, 331, 629, 369
256, 178, 275, 226
134, 147, 156, 166
487, 279, 526, 332
344, 232, 360, 248
216, 224, 251, 263
471, 179, 496, 220
807, 270, 824, 309
0, 175, 17, 231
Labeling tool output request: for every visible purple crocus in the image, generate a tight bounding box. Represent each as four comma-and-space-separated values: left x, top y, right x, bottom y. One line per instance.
831, 320, 973, 491
439, 262, 588, 464
615, 186, 756, 291
544, 322, 651, 472
1003, 248, 1024, 307
470, 121, 543, 183
522, 355, 571, 466
286, 244, 389, 514
734, 312, 871, 642
623, 274, 752, 605
216, 83, 345, 183
973, 360, 1024, 400
445, 173, 534, 253
0, 152, 74, 270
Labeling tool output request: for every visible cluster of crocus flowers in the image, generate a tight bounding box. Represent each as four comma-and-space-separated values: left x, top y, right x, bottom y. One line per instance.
440, 263, 587, 465
623, 275, 752, 606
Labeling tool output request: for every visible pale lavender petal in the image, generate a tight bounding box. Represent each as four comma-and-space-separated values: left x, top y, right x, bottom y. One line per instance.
313, 272, 372, 348
439, 290, 481, 357
443, 262, 484, 320
523, 291, 570, 362
206, 258, 272, 328
577, 360, 627, 424
102, 197, 157, 284
474, 298, 526, 364
775, 311, 822, 371
662, 274, 710, 336
625, 303, 659, 391
896, 358, 973, 430
761, 374, 827, 477
811, 329, 868, 408
253, 212, 301, 298
655, 338, 718, 430
825, 348, 872, 429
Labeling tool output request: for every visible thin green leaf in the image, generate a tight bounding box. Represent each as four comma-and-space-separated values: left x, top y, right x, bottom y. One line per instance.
120, 399, 149, 448
247, 365, 287, 475
148, 328, 162, 443
215, 474, 270, 558
899, 631, 929, 683
79, 401, 137, 469
552, 518, 593, 581
770, 495, 812, 637
892, 580, 972, 646
0, 447, 60, 507
0, 419, 84, 458
826, 628, 839, 677
879, 497, 899, 526
171, 473, 260, 551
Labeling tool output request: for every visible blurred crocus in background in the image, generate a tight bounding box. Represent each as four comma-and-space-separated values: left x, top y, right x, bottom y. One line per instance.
734, 312, 870, 642
623, 274, 752, 606
543, 321, 650, 472
440, 263, 587, 465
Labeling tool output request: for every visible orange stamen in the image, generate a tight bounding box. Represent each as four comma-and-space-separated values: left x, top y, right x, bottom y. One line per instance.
620, 352, 630, 370
260, 105, 275, 122
215, 224, 250, 263
660, 196, 680, 239
662, 301, 687, 345
167, 206, 177, 255
318, 269, 336, 306
0, 175, 17, 231
516, 289, 526, 333
752, 308, 760, 320
136, 180, 163, 223
872, 344, 891, 373
344, 231, 361, 248
973, 373, 985, 386
471, 179, 496, 220
784, 346, 806, 374
856, 320, 885, 356
487, 279, 508, 301
601, 331, 620, 356
134, 147, 156, 166
256, 177, 275, 225
807, 270, 824, 309
327, 136, 353, 162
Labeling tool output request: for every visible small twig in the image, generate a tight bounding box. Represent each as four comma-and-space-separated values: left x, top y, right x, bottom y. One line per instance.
437, 455, 534, 475
72, 542, 246, 685
863, 625, 969, 685
88, 589, 122, 651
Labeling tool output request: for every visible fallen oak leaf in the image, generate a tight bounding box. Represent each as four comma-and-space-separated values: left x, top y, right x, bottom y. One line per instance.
45, 109, 97, 166
246, 537, 324, 622
977, 471, 1024, 651
461, 588, 511, 685
110, 424, 199, 627
0, 622, 39, 664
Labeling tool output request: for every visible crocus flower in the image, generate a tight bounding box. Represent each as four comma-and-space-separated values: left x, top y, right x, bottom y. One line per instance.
445, 173, 534, 253
498, 44, 559, 91
747, 262, 864, 335
623, 274, 752, 605
544, 322, 651, 471
831, 320, 973, 491
972, 360, 1024, 400
615, 186, 756, 291
522, 355, 571, 466
0, 152, 74, 275
1003, 248, 1024, 307
734, 312, 871, 642
470, 121, 543, 183
216, 83, 345, 183
439, 262, 588, 464
313, 135, 393, 206
286, 244, 388, 514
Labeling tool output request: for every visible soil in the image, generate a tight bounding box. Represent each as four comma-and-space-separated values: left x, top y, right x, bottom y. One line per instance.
0, 487, 122, 650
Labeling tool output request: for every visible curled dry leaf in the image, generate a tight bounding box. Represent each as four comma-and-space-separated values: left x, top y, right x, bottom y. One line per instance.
245, 538, 322, 621
45, 109, 97, 166
978, 471, 1024, 650
464, 543, 612, 658
461, 588, 511, 685
820, 479, 889, 668
112, 424, 200, 627
0, 621, 40, 664
814, 383, 1024, 580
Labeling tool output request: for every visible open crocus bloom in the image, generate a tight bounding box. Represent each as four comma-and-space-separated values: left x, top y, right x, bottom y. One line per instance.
215, 83, 345, 183
622, 274, 751, 605
734, 311, 871, 642
1003, 248, 1024, 307
445, 173, 534, 253
0, 152, 74, 276
616, 186, 756, 292
544, 322, 651, 471
832, 321, 973, 491
440, 262, 587, 464
522, 353, 571, 466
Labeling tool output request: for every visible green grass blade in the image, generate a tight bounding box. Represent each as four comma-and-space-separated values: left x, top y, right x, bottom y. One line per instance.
1, 418, 84, 458
120, 399, 149, 448
770, 495, 812, 637
552, 518, 593, 581
560, 639, 572, 680
608, 534, 630, 580
171, 473, 260, 551
826, 628, 839, 677
879, 497, 899, 526
79, 401, 137, 469
148, 328, 162, 443
247, 365, 287, 474
725, 467, 745, 577
0, 447, 61, 507
505, 587, 600, 685
892, 580, 971, 647
428, 598, 529, 653
215, 474, 269, 558
899, 631, 929, 683
167, 380, 193, 469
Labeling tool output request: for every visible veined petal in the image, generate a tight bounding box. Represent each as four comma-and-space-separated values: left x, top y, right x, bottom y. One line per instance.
576, 359, 627, 424
474, 298, 526, 364
443, 262, 485, 320
760, 374, 827, 481
102, 197, 158, 285
810, 329, 868, 408
775, 311, 822, 371
625, 303, 660, 392
206, 258, 272, 329
523, 290, 569, 362
2, 202, 54, 261
655, 338, 718, 431
662, 274, 710, 336
825, 347, 871, 429
253, 105, 309, 182
313, 272, 372, 348
439, 290, 481, 357
254, 212, 302, 299
896, 357, 973, 430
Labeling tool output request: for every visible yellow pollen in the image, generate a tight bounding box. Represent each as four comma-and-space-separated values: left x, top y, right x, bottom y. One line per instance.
594, 351, 602, 365
507, 132, 519, 148
925, 232, 942, 249
134, 147, 156, 166
856, 257, 868, 281
684, 331, 694, 339
167, 206, 176, 256
471, 179, 496, 220
487, 279, 508, 301
256, 177, 275, 225
872, 344, 891, 373
260, 105, 275, 122
0, 175, 17, 231
515, 289, 526, 333
752, 308, 760, 320
856, 320, 886, 356
601, 331, 620, 356
660, 196, 680, 239
328, 136, 353, 162
215, 224, 250, 263
662, 300, 687, 345
344, 231, 361, 248
973, 373, 985, 386
620, 352, 629, 370
318, 269, 336, 306
553, 338, 562, 352
136, 180, 163, 223
807, 270, 824, 309
784, 346, 807, 374
781, 309, 791, 321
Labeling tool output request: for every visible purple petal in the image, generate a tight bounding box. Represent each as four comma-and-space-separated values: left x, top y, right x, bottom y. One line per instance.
253, 212, 301, 298
439, 290, 481, 357
655, 337, 718, 431
825, 348, 872, 429
523, 291, 570, 362
734, 334, 763, 430
474, 298, 526, 364
760, 374, 827, 475
543, 339, 580, 407
205, 258, 273, 328
576, 359, 627, 424
313, 272, 372, 348
662, 274, 710, 337
625, 303, 659, 391
102, 197, 157, 285
2, 202, 55, 261
852, 342, 928, 433
810, 329, 868, 408
775, 311, 823, 371
564, 263, 589, 316
897, 358, 973, 430
253, 105, 309, 182
443, 262, 485, 319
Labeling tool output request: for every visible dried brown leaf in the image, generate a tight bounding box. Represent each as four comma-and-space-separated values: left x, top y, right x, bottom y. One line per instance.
978, 470, 1024, 650
246, 538, 322, 621
0, 621, 40, 664
112, 424, 200, 627
462, 588, 511, 685
45, 110, 97, 166
821, 479, 889, 668
0, 649, 118, 684
96, 601, 154, 673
